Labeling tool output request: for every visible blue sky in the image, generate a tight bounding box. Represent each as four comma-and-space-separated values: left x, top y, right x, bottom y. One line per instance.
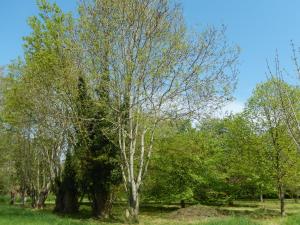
1, 0, 300, 112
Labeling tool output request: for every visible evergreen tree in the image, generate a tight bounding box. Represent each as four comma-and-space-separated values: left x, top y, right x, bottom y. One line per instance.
54, 150, 78, 213
75, 76, 121, 218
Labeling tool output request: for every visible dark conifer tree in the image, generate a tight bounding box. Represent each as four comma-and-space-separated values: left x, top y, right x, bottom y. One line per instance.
75, 76, 121, 218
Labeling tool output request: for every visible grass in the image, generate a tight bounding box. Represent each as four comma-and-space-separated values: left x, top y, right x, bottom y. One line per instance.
283, 214, 300, 225
203, 218, 258, 225
0, 204, 86, 225
0, 199, 299, 224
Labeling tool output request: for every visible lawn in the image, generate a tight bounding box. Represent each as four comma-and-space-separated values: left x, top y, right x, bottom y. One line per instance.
0, 199, 299, 225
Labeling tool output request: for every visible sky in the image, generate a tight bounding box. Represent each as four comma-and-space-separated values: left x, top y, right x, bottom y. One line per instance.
1, 0, 300, 113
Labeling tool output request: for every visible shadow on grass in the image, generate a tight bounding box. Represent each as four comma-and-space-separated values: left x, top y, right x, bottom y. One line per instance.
140, 203, 180, 214
53, 202, 126, 224
58, 202, 181, 222
228, 203, 259, 208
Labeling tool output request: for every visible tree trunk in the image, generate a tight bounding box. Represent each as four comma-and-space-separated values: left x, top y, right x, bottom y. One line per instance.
128, 185, 139, 223
279, 184, 285, 217
30, 190, 37, 208
54, 192, 64, 212
54, 180, 64, 212
228, 198, 234, 206
180, 200, 185, 208
260, 190, 264, 203
20, 190, 26, 206
63, 190, 78, 213
37, 189, 48, 209
30, 188, 49, 209
91, 189, 110, 218
54, 180, 78, 214
10, 191, 16, 205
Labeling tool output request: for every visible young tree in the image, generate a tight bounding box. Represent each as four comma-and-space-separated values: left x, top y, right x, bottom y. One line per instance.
266, 54, 300, 153
246, 79, 299, 216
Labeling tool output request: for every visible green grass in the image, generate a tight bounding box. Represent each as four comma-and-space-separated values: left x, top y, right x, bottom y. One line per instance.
0, 204, 99, 225
203, 217, 258, 225
0, 199, 299, 224
282, 214, 300, 225
0, 204, 259, 225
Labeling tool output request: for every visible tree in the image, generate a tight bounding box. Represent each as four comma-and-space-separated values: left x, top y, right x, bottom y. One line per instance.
144, 120, 204, 205
0, 71, 17, 196
79, 0, 239, 222
197, 115, 273, 204
2, 0, 78, 208
74, 76, 121, 218
54, 149, 79, 213
266, 53, 300, 154
144, 115, 274, 207
246, 79, 299, 216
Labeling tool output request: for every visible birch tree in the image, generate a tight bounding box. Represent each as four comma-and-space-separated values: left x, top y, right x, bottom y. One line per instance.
79, 0, 239, 222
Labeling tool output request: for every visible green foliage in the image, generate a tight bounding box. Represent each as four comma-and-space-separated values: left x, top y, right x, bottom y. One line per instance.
144, 115, 277, 205
1, 0, 300, 223
246, 79, 300, 187
145, 122, 204, 202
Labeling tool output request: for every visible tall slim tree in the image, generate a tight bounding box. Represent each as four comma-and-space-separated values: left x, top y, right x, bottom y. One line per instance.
267, 54, 300, 153
247, 79, 299, 216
